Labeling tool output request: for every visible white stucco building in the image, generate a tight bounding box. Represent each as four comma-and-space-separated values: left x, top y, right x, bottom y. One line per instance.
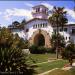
8, 5, 75, 48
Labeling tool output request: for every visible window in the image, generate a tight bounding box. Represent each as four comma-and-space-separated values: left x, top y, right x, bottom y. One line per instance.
60, 28, 63, 32
69, 37, 70, 40
37, 8, 40, 12
54, 29, 56, 34
72, 29, 75, 34
64, 28, 67, 32
36, 8, 40, 12
36, 24, 37, 28
40, 24, 42, 27
66, 37, 67, 40
45, 9, 46, 13
33, 23, 47, 29
26, 29, 29, 32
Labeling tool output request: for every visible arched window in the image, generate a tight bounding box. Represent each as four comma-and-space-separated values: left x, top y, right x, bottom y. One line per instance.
26, 29, 29, 32
40, 24, 42, 27
66, 37, 67, 40
36, 24, 37, 28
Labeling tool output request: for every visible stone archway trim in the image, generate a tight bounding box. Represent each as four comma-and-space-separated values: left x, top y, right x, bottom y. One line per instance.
29, 29, 51, 48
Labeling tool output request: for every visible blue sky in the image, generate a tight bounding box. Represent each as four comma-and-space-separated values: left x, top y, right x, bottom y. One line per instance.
0, 1, 75, 27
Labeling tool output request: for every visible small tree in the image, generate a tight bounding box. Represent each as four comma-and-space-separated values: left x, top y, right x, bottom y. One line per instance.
61, 42, 75, 66
51, 32, 65, 57
49, 6, 68, 59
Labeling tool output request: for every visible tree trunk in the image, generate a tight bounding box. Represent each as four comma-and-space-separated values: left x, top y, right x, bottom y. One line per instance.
69, 58, 73, 66
56, 17, 59, 59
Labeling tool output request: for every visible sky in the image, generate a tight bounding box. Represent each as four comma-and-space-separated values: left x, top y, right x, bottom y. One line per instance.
0, 0, 75, 27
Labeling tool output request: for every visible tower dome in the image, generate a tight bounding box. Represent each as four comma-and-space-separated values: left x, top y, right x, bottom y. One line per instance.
32, 5, 49, 19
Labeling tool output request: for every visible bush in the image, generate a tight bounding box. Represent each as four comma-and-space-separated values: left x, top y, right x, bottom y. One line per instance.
29, 45, 46, 54
0, 27, 35, 74
29, 45, 56, 54
29, 45, 38, 54
46, 48, 56, 53
37, 46, 46, 54
61, 42, 75, 66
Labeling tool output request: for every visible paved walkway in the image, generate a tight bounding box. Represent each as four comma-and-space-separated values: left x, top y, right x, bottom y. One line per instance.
37, 62, 75, 75
32, 59, 62, 65
38, 68, 58, 75
62, 62, 75, 71
62, 67, 72, 70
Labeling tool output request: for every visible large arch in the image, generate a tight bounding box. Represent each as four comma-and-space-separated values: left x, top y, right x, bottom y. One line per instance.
34, 33, 45, 46
29, 29, 51, 48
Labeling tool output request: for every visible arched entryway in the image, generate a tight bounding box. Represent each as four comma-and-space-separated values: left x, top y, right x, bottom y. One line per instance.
29, 29, 51, 48
34, 34, 45, 46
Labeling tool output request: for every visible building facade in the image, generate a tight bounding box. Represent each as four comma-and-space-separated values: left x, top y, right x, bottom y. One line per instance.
8, 5, 75, 48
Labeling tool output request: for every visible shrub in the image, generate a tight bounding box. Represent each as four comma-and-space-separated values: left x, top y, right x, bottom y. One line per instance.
0, 27, 35, 74
29, 45, 46, 54
29, 45, 38, 54
61, 42, 75, 66
46, 48, 56, 53
37, 46, 46, 54
29, 45, 56, 54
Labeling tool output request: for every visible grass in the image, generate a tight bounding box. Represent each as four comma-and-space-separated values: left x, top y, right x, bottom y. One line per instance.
35, 60, 68, 74
27, 53, 56, 64
46, 67, 75, 75
26, 54, 68, 74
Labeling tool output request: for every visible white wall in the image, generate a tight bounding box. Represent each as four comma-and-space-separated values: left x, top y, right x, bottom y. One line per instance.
12, 19, 75, 45
12, 29, 26, 39
24, 19, 53, 40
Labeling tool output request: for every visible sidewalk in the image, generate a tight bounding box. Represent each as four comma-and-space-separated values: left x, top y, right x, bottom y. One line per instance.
38, 68, 58, 75
32, 59, 62, 65
37, 62, 75, 75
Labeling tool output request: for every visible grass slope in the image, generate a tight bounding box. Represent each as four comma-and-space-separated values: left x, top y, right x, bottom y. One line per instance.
27, 53, 56, 64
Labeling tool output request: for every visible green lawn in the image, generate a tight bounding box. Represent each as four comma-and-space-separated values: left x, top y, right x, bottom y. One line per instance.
35, 60, 68, 74
27, 53, 56, 64
46, 67, 75, 75
26, 54, 68, 74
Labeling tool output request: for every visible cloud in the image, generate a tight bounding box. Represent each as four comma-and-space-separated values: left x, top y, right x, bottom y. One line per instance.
41, 3, 75, 20
68, 21, 75, 24
3, 8, 33, 20
65, 8, 75, 20
0, 12, 2, 15
42, 3, 75, 20
3, 3, 75, 24
25, 3, 33, 7
41, 3, 53, 10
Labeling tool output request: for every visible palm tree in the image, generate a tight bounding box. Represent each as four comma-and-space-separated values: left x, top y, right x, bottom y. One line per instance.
49, 6, 68, 59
